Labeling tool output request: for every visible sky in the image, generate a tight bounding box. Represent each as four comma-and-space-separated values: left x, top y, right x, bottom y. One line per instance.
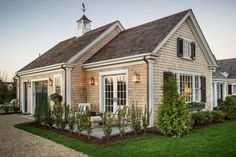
0, 0, 236, 80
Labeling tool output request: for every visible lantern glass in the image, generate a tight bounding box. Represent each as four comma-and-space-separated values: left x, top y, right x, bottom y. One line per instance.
27, 80, 31, 88
133, 73, 140, 83
90, 77, 95, 85
49, 77, 53, 86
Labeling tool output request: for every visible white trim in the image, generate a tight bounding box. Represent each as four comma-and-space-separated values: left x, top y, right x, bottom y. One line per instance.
68, 21, 125, 64
148, 60, 154, 127
16, 63, 65, 76
151, 11, 218, 68
152, 13, 190, 54
171, 70, 201, 76
66, 68, 72, 106
83, 53, 159, 69
53, 74, 62, 95
85, 61, 145, 71
99, 69, 128, 113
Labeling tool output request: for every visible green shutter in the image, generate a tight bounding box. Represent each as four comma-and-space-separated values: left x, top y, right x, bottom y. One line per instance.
191, 42, 196, 60
177, 38, 183, 57
228, 85, 232, 95
201, 76, 206, 103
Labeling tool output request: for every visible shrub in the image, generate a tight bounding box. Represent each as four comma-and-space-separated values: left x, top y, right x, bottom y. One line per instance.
50, 93, 62, 104
76, 112, 83, 134
130, 101, 142, 134
68, 109, 75, 131
102, 112, 113, 140
80, 111, 92, 139
212, 110, 224, 122
115, 106, 127, 136
191, 111, 213, 126
3, 105, 10, 113
157, 75, 191, 137
219, 96, 236, 112
142, 107, 150, 134
53, 103, 64, 129
34, 104, 47, 125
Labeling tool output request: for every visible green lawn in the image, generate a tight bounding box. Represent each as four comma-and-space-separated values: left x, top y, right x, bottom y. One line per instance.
15, 121, 236, 157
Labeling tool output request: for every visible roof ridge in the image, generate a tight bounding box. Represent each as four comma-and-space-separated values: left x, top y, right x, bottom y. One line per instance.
124, 9, 191, 32
217, 58, 236, 61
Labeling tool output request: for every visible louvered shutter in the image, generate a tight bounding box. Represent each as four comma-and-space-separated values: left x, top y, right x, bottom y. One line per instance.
201, 76, 206, 102
191, 42, 196, 60
177, 38, 183, 58
228, 85, 232, 95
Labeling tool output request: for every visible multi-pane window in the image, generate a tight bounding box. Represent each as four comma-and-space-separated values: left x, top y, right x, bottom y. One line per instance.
183, 40, 192, 58
54, 76, 62, 94
179, 75, 193, 102
195, 76, 200, 102
233, 85, 236, 94
117, 75, 126, 107
105, 77, 114, 112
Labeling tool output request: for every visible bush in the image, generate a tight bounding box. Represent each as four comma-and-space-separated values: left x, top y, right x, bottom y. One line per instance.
53, 103, 64, 129
212, 110, 224, 122
191, 111, 213, 126
218, 96, 236, 120
102, 112, 113, 140
115, 106, 127, 136
68, 109, 75, 131
142, 107, 150, 134
157, 75, 191, 137
50, 93, 62, 104
34, 104, 47, 125
130, 101, 142, 134
3, 105, 10, 113
80, 111, 92, 139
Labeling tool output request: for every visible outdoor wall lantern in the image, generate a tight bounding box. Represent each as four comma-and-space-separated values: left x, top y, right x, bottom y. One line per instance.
89, 77, 95, 85
27, 80, 31, 88
49, 77, 53, 86
133, 72, 140, 83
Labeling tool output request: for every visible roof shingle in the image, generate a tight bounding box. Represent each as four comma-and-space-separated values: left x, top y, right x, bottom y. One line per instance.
217, 58, 236, 79
18, 21, 117, 72
85, 9, 190, 64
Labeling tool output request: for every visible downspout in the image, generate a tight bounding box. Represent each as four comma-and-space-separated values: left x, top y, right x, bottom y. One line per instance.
61, 65, 67, 104
143, 56, 150, 124
16, 74, 21, 109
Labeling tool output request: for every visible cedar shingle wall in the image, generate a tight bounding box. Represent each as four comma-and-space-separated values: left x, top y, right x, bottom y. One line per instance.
153, 20, 212, 113
70, 27, 121, 108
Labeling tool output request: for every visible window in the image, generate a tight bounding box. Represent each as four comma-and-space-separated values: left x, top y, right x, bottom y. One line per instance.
177, 37, 196, 60
174, 73, 202, 103
54, 75, 62, 95
179, 75, 193, 102
233, 85, 236, 94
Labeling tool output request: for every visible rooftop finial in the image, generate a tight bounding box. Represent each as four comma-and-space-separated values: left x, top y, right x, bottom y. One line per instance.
82, 2, 86, 15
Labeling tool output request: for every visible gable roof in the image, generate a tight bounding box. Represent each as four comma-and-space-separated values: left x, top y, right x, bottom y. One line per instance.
18, 21, 117, 72
85, 10, 190, 64
216, 58, 236, 79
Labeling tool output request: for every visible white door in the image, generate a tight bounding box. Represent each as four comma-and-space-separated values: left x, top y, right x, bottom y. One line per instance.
103, 74, 127, 113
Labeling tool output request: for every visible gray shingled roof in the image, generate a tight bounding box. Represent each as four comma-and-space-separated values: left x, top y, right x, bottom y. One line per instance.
216, 58, 236, 79
212, 71, 227, 79
85, 9, 190, 64
18, 21, 117, 72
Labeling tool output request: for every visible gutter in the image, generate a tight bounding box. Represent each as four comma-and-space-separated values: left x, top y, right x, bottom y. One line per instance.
143, 56, 149, 116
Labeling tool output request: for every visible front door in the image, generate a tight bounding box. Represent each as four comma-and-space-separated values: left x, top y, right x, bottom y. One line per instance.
103, 74, 127, 113
33, 81, 48, 114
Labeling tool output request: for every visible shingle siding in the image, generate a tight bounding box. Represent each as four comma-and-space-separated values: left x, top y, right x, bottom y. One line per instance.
153, 20, 212, 114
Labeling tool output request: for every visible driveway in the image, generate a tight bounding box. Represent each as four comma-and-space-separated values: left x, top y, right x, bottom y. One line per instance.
0, 114, 89, 157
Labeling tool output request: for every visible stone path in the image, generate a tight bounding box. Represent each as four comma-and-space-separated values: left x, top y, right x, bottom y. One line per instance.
0, 114, 89, 157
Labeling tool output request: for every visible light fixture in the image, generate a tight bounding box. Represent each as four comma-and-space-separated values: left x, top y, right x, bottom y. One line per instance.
133, 72, 140, 83
49, 77, 53, 86
27, 80, 31, 88
89, 77, 95, 85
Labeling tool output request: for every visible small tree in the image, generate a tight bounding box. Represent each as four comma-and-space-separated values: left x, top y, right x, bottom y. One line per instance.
102, 112, 113, 140
80, 111, 92, 139
115, 106, 127, 136
131, 101, 142, 134
157, 75, 191, 137
68, 109, 76, 131
142, 107, 151, 134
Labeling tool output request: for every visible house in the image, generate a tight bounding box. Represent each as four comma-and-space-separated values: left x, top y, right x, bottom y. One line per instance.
15, 9, 217, 126
212, 58, 236, 107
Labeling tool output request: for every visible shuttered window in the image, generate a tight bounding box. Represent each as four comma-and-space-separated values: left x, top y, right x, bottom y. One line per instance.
54, 75, 62, 95
177, 37, 196, 60
228, 85, 232, 95
200, 76, 206, 103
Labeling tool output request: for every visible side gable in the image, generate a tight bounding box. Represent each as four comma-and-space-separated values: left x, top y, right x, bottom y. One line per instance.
17, 21, 124, 75
151, 10, 218, 68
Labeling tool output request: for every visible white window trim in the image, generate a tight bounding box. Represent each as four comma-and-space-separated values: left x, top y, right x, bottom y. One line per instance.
172, 71, 201, 103
99, 69, 128, 113
21, 80, 28, 113
232, 83, 236, 95
53, 74, 62, 95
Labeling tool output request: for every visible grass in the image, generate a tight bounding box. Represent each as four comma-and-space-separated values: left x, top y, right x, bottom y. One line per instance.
15, 121, 236, 157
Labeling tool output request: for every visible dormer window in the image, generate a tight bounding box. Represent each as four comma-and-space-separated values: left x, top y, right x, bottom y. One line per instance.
177, 37, 196, 60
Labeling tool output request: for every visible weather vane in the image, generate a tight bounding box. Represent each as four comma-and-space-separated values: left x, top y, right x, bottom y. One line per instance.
82, 2, 86, 14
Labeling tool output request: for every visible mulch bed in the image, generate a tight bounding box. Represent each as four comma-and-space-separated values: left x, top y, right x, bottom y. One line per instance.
31, 123, 158, 145
30, 121, 227, 145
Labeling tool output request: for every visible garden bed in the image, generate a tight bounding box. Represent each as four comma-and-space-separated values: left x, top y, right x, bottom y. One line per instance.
31, 123, 158, 145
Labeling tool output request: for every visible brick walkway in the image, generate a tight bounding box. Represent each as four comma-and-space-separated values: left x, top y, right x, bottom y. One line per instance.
0, 114, 89, 157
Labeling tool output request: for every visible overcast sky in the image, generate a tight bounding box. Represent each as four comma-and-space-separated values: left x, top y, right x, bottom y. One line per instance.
0, 0, 236, 80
